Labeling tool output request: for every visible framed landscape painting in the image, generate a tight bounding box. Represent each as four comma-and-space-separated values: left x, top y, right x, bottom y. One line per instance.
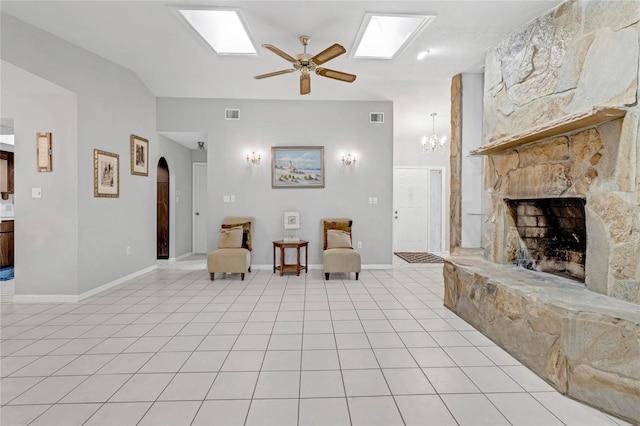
130, 134, 149, 176
271, 146, 324, 188
94, 149, 119, 197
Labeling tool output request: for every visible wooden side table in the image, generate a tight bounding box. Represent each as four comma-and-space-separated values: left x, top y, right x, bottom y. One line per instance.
273, 240, 308, 276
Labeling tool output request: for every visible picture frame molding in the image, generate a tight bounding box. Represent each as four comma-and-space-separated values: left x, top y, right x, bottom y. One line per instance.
94, 149, 120, 198
130, 134, 149, 176
271, 146, 325, 189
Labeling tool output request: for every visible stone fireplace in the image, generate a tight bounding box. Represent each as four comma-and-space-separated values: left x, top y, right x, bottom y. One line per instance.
445, 1, 640, 423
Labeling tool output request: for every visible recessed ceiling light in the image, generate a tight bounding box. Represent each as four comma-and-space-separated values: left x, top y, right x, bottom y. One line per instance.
353, 13, 435, 60
416, 50, 430, 60
178, 8, 256, 55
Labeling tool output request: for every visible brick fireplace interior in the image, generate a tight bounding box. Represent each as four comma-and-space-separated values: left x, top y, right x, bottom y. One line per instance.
505, 198, 586, 281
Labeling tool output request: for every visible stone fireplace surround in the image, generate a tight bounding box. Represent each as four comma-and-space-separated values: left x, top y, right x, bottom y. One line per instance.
445, 116, 640, 423
444, 1, 640, 422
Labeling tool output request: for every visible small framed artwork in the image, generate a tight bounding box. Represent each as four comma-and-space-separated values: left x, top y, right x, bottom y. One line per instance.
272, 146, 324, 188
36, 132, 53, 172
94, 149, 119, 198
130, 134, 149, 176
283, 211, 301, 230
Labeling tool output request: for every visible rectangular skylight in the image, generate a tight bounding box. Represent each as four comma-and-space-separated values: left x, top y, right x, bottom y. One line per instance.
353, 14, 435, 59
178, 9, 256, 55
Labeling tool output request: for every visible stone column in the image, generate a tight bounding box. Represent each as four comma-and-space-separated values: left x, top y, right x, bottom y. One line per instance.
450, 74, 462, 253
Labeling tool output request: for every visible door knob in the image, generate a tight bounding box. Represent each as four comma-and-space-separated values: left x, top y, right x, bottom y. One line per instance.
394, 216, 398, 219
195, 212, 200, 216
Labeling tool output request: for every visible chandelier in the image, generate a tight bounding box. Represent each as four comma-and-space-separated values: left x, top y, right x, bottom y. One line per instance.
421, 112, 447, 152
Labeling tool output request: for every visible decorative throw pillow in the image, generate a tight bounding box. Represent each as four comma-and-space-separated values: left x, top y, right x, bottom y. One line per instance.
222, 222, 252, 250
218, 226, 243, 248
327, 229, 352, 249
323, 219, 352, 249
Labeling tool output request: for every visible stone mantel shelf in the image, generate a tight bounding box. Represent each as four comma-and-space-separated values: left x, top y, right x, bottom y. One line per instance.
470, 106, 627, 156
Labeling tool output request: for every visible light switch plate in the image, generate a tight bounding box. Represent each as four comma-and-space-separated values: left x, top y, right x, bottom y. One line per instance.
223, 195, 230, 203
32, 188, 42, 198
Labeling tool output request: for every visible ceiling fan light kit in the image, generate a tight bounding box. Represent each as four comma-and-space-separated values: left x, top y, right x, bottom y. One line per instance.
254, 35, 357, 95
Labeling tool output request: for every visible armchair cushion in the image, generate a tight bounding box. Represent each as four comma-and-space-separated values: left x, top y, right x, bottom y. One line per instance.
322, 219, 353, 250
218, 226, 243, 248
221, 222, 252, 250
327, 229, 352, 248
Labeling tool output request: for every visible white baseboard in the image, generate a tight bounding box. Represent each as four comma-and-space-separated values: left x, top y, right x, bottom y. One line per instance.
79, 265, 157, 301
13, 264, 158, 304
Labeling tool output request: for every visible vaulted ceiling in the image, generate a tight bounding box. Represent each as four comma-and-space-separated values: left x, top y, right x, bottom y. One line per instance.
1, 1, 564, 143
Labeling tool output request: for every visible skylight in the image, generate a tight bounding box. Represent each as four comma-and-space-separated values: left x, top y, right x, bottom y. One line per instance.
178, 9, 256, 55
353, 14, 435, 60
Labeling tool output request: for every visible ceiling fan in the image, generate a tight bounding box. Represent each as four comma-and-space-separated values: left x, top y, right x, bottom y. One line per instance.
254, 35, 356, 95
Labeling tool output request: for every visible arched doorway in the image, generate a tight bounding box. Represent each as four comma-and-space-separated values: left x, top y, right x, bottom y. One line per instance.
157, 158, 170, 259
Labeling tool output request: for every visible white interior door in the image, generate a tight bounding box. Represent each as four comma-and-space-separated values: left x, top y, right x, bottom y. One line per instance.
193, 163, 207, 254
393, 168, 429, 252
393, 167, 445, 253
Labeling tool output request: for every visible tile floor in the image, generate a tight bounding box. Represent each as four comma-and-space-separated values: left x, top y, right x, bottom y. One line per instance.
0, 258, 632, 426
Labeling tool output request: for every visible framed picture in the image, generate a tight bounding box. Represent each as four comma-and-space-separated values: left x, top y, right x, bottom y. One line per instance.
283, 211, 301, 229
272, 146, 324, 188
130, 134, 149, 176
94, 149, 119, 198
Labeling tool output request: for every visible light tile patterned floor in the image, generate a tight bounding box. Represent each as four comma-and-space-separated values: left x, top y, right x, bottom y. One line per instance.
0, 259, 632, 426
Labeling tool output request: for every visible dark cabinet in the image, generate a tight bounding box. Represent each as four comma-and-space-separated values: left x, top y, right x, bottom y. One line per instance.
0, 220, 14, 268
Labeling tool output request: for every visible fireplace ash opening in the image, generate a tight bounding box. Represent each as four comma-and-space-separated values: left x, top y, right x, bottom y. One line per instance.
506, 198, 586, 282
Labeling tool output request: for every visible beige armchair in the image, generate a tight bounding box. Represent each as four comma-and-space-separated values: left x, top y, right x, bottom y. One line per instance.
321, 218, 361, 280
207, 217, 253, 281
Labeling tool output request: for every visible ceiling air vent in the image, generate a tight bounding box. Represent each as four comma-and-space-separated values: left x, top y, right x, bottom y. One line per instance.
370, 112, 384, 123
225, 109, 240, 120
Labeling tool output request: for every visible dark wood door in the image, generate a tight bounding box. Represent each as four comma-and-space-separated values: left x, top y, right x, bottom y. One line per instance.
157, 158, 169, 259
0, 220, 14, 268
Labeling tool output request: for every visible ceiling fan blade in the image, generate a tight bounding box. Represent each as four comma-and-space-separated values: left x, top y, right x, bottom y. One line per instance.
310, 43, 346, 65
262, 44, 298, 64
300, 73, 311, 95
315, 67, 357, 83
254, 69, 295, 79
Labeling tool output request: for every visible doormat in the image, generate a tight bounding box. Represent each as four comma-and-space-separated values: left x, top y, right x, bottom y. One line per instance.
394, 252, 444, 264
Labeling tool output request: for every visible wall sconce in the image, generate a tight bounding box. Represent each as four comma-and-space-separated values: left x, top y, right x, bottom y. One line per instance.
246, 151, 261, 165
342, 153, 356, 167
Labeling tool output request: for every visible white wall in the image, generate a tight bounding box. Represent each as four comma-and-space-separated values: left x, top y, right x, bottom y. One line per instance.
2, 13, 157, 297
2, 93, 80, 296
157, 98, 394, 266
460, 73, 485, 248
158, 134, 194, 259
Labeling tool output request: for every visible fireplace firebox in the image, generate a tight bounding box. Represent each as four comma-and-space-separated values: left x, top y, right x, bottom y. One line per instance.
506, 198, 586, 281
